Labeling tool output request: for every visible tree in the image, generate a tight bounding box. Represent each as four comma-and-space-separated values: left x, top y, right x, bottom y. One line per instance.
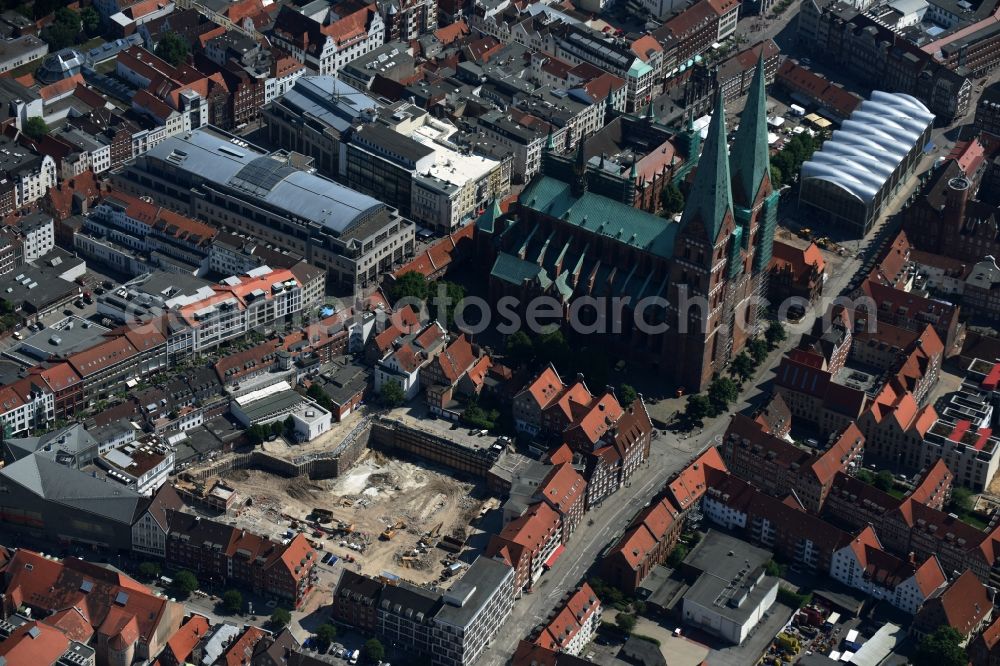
770, 165, 784, 189
430, 281, 466, 329
40, 8, 81, 50
619, 384, 638, 407
708, 376, 740, 414
461, 401, 498, 430
765, 560, 783, 577
913, 626, 967, 666
315, 624, 337, 649
379, 380, 406, 407
80, 6, 99, 36
855, 469, 875, 485
874, 470, 895, 492
363, 638, 385, 663
747, 338, 769, 364
171, 570, 198, 597
247, 423, 269, 445
269, 420, 284, 438
23, 117, 48, 141
282, 415, 295, 436
667, 542, 688, 567
536, 329, 570, 369
222, 589, 243, 614
155, 32, 189, 67
307, 383, 333, 410
390, 271, 429, 302
505, 331, 534, 366
269, 607, 291, 629
950, 486, 974, 513
138, 561, 161, 580
684, 394, 711, 424
765, 321, 787, 348
729, 352, 755, 383
661, 182, 685, 215
615, 613, 637, 635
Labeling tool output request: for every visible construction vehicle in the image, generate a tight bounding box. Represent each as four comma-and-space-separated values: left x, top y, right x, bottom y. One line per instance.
427, 522, 443, 538
380, 520, 406, 541
337, 522, 355, 534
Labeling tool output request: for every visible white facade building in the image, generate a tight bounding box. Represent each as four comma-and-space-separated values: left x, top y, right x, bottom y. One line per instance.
829, 527, 945, 614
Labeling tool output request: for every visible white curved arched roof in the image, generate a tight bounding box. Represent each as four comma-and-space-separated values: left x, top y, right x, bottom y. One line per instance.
800, 91, 934, 206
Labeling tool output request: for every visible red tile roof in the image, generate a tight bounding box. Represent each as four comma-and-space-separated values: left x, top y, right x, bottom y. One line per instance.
667, 447, 727, 510
538, 463, 586, 515
521, 365, 566, 410
0, 621, 70, 665
930, 570, 992, 635
770, 240, 826, 281
163, 614, 209, 664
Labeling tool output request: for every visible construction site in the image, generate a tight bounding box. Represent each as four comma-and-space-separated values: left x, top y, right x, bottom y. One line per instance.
215, 450, 492, 586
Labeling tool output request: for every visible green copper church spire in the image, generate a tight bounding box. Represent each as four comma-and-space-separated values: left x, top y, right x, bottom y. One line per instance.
679, 88, 732, 241
729, 52, 771, 207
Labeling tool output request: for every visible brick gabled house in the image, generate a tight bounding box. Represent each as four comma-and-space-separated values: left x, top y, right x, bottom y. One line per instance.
486, 502, 562, 596
535, 463, 587, 543
165, 511, 317, 608
720, 415, 864, 513
829, 526, 946, 614
912, 570, 993, 645
600, 497, 683, 594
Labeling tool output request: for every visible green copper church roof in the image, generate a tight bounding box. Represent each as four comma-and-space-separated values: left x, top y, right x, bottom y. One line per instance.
729, 53, 771, 207
476, 198, 504, 233
519, 176, 677, 259
679, 88, 732, 241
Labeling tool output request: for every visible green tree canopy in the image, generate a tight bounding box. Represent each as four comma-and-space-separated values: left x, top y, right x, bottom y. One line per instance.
80, 6, 99, 36
138, 561, 161, 580
363, 638, 385, 663
748, 338, 769, 364
950, 486, 974, 513
315, 624, 338, 649
222, 589, 243, 614
765, 321, 787, 348
505, 331, 534, 366
684, 394, 711, 423
390, 271, 429, 302
615, 613, 637, 634
661, 182, 685, 215
874, 470, 894, 492
40, 8, 81, 50
913, 626, 967, 666
155, 32, 189, 66
379, 380, 406, 407
269, 607, 291, 629
172, 570, 198, 597
708, 376, 740, 414
619, 384, 638, 407
730, 353, 755, 383
24, 117, 49, 141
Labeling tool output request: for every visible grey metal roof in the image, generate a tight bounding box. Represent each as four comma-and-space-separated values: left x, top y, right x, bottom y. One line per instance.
279, 76, 380, 134
0, 455, 144, 524
800, 91, 934, 206
5, 424, 98, 464
434, 556, 512, 629
147, 129, 386, 235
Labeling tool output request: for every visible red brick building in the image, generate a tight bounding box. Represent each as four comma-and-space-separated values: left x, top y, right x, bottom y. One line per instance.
768, 240, 826, 306
912, 570, 993, 644
720, 415, 864, 513
486, 502, 562, 596
165, 511, 317, 608
600, 497, 683, 594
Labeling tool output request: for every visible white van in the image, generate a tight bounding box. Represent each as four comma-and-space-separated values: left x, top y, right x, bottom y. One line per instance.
349, 649, 360, 664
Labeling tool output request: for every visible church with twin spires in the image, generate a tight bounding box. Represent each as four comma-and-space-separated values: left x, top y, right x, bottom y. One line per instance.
478, 55, 779, 391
